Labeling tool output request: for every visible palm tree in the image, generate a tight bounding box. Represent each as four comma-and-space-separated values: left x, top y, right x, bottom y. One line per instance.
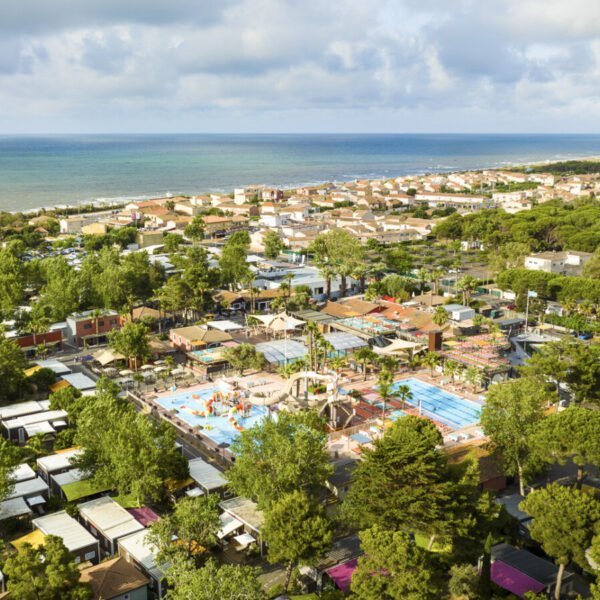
329, 356, 348, 375
354, 347, 378, 381
91, 308, 103, 346
430, 267, 445, 295
443, 360, 460, 385
29, 314, 51, 348
456, 275, 478, 305
416, 268, 431, 294
376, 368, 394, 421
420, 351, 440, 377
432, 306, 449, 328
395, 383, 413, 410
464, 366, 483, 393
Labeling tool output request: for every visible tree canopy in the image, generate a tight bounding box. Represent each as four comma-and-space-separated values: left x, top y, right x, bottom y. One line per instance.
521, 484, 600, 600
351, 526, 444, 600
4, 535, 92, 600
227, 411, 332, 509
480, 377, 551, 495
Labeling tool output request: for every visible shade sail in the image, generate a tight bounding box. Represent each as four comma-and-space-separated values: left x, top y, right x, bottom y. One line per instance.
93, 349, 125, 366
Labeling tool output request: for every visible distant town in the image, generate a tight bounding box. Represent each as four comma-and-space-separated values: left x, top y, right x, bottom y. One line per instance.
0, 158, 599, 600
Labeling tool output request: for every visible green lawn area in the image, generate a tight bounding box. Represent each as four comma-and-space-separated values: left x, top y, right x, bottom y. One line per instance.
112, 493, 142, 509
414, 532, 452, 554
62, 479, 111, 502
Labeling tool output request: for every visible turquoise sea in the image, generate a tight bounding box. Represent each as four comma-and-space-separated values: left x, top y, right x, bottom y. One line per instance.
1, 133, 600, 211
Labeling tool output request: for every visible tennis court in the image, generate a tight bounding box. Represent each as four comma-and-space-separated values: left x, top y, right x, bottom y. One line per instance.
391, 378, 481, 430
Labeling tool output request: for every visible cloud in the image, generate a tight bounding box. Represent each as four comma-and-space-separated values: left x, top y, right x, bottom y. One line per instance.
0, 0, 598, 132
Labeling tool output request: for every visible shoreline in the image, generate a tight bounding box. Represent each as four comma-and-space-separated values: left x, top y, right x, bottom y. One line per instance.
10, 152, 600, 218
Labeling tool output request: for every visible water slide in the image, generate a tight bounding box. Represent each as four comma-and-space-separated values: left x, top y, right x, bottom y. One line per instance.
247, 371, 339, 408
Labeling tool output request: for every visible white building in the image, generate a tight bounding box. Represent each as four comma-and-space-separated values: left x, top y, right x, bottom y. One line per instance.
524, 251, 592, 276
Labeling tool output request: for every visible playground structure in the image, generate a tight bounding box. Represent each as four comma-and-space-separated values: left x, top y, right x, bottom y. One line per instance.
248, 370, 356, 429
184, 389, 250, 432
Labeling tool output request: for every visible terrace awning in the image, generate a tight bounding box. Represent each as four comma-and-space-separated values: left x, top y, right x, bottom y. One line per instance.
93, 349, 125, 366
376, 339, 425, 356
217, 513, 244, 539
491, 561, 545, 597
251, 312, 305, 332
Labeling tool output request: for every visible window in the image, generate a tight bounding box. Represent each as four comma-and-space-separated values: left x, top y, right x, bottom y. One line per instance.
98, 320, 105, 327
84, 551, 96, 561
83, 323, 92, 330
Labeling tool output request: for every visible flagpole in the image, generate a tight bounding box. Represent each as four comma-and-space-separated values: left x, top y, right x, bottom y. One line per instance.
525, 291, 530, 332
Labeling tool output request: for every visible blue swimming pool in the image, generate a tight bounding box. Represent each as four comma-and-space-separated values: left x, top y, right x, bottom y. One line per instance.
156, 387, 269, 446
391, 378, 482, 429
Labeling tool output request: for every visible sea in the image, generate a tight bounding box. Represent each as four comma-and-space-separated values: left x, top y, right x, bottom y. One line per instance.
1, 133, 600, 212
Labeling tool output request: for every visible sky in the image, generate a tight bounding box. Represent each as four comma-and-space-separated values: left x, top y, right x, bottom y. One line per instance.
0, 0, 599, 134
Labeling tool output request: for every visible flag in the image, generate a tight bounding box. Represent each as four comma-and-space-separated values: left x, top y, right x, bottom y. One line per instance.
527, 290, 538, 298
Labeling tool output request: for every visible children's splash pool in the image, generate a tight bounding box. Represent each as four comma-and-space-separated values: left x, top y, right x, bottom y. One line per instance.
156, 386, 269, 446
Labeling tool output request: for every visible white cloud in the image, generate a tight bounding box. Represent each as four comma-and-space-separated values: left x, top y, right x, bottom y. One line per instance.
0, 0, 598, 132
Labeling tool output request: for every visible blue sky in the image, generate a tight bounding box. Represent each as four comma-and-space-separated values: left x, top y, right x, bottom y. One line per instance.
0, 0, 598, 133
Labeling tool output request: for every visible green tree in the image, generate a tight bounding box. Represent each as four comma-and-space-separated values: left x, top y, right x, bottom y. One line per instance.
147, 495, 221, 562
354, 347, 379, 381
223, 343, 266, 376
4, 535, 92, 600
263, 490, 332, 592
456, 275, 478, 305
219, 242, 251, 291
109, 321, 151, 370
448, 563, 480, 600
163, 232, 184, 254
166, 557, 265, 600
519, 338, 573, 393
263, 230, 284, 259
521, 484, 600, 600
351, 526, 444, 600
343, 416, 451, 548
420, 351, 440, 377
227, 411, 332, 509
432, 305, 449, 328
532, 406, 600, 488
73, 392, 188, 506
376, 368, 394, 420
0, 336, 28, 404
480, 378, 552, 496
0, 438, 21, 501
184, 215, 206, 245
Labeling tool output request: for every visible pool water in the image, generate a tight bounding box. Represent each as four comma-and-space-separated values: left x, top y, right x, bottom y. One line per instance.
391, 378, 481, 429
156, 387, 269, 446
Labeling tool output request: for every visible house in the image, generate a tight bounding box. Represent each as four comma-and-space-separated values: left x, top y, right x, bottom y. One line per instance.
8, 329, 63, 354
220, 496, 265, 555
78, 496, 145, 555
4, 465, 48, 512
36, 448, 82, 485
118, 530, 169, 599
169, 325, 233, 352
66, 309, 121, 347
186, 458, 229, 498
137, 230, 164, 248
443, 304, 475, 322
2, 409, 68, 445
59, 215, 98, 235
524, 250, 592, 276
491, 543, 577, 598
320, 299, 380, 320
80, 556, 150, 600
202, 215, 249, 237
29, 511, 100, 564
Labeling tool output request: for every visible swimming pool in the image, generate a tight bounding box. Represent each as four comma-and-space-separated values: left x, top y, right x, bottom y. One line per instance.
391, 378, 481, 429
156, 386, 269, 447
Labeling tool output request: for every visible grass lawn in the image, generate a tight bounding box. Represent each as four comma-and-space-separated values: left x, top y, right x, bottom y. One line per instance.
414, 532, 452, 554
62, 478, 111, 502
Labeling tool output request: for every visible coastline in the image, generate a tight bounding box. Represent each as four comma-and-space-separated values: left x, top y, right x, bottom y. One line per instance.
13, 152, 600, 218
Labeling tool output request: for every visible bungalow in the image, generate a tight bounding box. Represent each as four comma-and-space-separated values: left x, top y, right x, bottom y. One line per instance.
491, 543, 577, 598
9, 328, 63, 354
118, 530, 169, 599
32, 511, 100, 564
36, 448, 82, 486
2, 409, 68, 445
186, 457, 229, 498
80, 555, 150, 600
169, 325, 233, 352
219, 496, 265, 555
78, 496, 145, 556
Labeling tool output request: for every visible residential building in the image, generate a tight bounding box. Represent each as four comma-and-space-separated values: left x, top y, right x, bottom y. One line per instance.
169, 325, 233, 352
65, 309, 121, 347
524, 250, 592, 276
80, 556, 150, 600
